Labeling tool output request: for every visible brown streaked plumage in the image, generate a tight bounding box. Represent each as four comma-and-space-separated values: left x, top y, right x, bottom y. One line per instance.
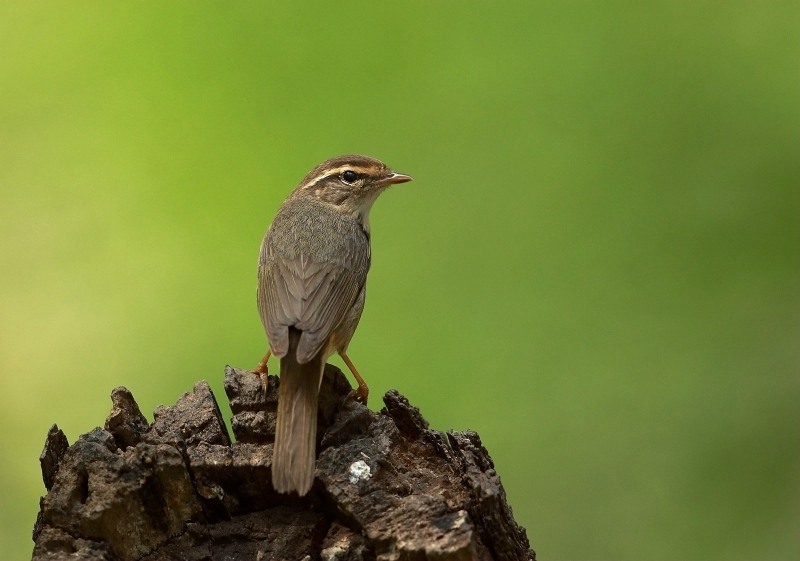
255, 154, 412, 496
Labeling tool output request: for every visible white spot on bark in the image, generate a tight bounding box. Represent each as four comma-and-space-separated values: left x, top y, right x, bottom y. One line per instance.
348, 460, 372, 484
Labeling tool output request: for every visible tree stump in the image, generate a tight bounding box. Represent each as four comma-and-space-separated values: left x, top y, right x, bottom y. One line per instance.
32, 364, 535, 561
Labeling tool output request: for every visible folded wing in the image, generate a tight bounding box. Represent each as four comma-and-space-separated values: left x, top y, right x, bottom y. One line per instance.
258, 251, 366, 364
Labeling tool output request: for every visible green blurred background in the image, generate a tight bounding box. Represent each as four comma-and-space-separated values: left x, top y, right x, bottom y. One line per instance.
1, 2, 797, 559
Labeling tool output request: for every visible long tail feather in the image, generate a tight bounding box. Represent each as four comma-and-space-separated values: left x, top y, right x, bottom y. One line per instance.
272, 327, 324, 495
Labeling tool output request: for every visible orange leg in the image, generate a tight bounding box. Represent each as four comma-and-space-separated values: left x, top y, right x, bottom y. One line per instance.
339, 352, 369, 406
254, 350, 271, 393
254, 350, 271, 375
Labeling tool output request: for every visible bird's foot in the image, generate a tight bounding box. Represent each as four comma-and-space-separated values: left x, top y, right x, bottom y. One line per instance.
252, 358, 269, 395
347, 385, 369, 407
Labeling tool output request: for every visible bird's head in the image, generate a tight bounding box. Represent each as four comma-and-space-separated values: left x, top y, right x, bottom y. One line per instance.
294, 155, 412, 227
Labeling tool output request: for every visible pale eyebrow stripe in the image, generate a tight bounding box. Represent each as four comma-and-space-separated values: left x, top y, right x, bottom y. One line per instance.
302, 165, 374, 189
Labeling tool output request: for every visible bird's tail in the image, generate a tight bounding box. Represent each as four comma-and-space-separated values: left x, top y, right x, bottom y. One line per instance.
272, 327, 324, 496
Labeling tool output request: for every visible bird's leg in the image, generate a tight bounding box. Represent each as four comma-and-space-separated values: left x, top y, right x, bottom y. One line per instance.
339, 352, 369, 406
254, 349, 271, 374
254, 350, 271, 394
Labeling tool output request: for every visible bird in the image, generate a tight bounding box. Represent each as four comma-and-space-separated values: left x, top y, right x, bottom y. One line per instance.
254, 154, 412, 496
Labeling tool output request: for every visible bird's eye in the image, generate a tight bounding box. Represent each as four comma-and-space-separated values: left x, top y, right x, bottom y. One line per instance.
342, 170, 358, 184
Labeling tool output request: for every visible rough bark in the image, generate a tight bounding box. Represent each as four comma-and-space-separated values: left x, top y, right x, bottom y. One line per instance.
32, 364, 535, 561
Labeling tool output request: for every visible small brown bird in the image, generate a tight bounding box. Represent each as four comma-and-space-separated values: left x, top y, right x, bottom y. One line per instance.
255, 155, 412, 496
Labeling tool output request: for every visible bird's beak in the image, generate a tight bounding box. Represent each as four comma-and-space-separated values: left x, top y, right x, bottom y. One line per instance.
379, 172, 413, 186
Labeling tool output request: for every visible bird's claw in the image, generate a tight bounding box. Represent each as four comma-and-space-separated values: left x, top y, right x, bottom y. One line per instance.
252, 363, 269, 396
347, 387, 369, 407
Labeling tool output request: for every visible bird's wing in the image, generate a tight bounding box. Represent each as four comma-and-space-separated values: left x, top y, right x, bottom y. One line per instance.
258, 251, 366, 364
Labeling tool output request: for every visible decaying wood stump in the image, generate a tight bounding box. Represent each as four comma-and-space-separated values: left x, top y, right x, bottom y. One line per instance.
32, 365, 535, 561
